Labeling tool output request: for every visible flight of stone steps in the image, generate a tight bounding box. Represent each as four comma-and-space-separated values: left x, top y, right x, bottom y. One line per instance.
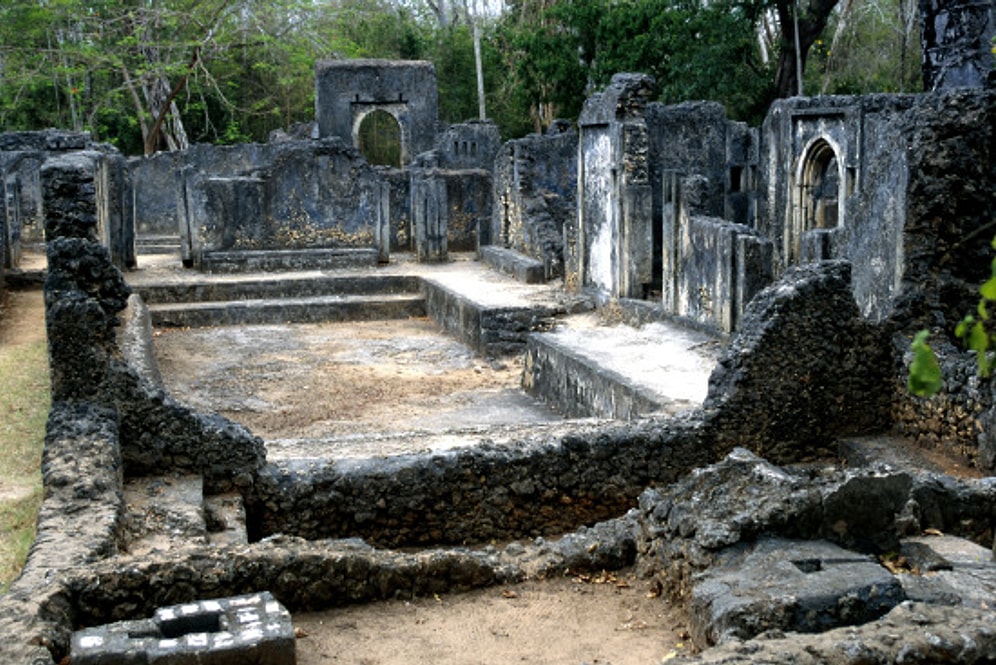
135, 233, 182, 255
134, 274, 426, 328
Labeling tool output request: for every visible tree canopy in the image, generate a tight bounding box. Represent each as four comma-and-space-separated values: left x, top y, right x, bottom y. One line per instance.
0, 0, 923, 151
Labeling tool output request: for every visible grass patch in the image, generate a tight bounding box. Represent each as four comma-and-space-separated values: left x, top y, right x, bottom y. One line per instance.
0, 290, 49, 592
0, 339, 50, 477
0, 487, 43, 593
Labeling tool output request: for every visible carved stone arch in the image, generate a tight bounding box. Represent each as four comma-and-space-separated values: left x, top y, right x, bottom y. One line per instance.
787, 137, 843, 264
351, 104, 411, 166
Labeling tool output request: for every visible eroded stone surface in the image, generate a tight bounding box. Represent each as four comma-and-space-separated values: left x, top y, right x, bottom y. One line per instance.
689, 538, 905, 646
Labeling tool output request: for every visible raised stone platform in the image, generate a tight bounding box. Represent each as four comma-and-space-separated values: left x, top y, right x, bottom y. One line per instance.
524, 315, 721, 419
200, 247, 378, 273
149, 292, 426, 327
480, 245, 547, 284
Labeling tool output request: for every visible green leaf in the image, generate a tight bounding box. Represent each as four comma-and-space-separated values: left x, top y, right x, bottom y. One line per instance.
969, 321, 989, 353
907, 330, 943, 397
956, 315, 975, 340
981, 276, 996, 302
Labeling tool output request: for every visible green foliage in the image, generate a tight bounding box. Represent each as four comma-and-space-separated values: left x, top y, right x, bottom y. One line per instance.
907, 330, 943, 397
954, 239, 996, 378
431, 24, 480, 124
0, 0, 939, 145
490, 0, 775, 134
813, 0, 922, 95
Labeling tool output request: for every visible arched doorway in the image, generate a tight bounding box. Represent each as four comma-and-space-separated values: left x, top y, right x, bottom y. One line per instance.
357, 110, 402, 167
788, 138, 842, 263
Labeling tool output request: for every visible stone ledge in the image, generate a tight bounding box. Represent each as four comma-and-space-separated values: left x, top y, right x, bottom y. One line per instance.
201, 248, 378, 273
689, 538, 905, 646
480, 246, 546, 284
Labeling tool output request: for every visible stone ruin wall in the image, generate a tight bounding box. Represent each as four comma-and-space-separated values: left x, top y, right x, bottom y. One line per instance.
890, 88, 996, 468
3, 142, 962, 663
0, 130, 100, 276
490, 121, 578, 279
0, 9, 994, 656
128, 127, 501, 271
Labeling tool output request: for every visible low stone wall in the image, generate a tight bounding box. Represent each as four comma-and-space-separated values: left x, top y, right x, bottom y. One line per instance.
248, 417, 712, 547
0, 401, 124, 663
523, 334, 664, 419
421, 277, 560, 357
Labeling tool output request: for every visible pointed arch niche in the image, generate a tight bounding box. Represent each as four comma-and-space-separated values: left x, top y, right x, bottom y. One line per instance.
787, 137, 846, 264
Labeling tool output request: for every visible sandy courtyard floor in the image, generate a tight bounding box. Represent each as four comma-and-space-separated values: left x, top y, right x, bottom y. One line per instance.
153, 317, 566, 446
292, 573, 691, 665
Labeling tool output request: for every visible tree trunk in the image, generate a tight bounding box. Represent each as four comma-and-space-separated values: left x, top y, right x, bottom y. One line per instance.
773, 0, 840, 98
472, 0, 486, 120
820, 0, 854, 93
142, 73, 190, 154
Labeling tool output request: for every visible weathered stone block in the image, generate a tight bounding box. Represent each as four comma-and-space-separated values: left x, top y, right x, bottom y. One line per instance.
898, 535, 996, 607
690, 538, 905, 645
71, 592, 295, 665
480, 246, 546, 284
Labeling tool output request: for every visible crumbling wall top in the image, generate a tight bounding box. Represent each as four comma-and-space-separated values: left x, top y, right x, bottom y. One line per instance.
579, 73, 657, 126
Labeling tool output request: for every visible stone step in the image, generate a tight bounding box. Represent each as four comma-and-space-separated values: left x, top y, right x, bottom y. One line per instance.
204, 493, 249, 546
137, 243, 181, 255
135, 234, 182, 255
201, 247, 378, 273
148, 293, 426, 328
119, 476, 249, 554
134, 274, 421, 305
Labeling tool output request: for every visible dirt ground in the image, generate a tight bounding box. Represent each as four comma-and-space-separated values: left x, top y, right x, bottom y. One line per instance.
292, 573, 692, 665
153, 318, 565, 442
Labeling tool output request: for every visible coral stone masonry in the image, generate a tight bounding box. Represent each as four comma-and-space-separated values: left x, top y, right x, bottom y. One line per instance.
0, 3, 994, 662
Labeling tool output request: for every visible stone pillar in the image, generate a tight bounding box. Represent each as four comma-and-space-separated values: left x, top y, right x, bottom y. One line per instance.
735, 234, 773, 329
1, 175, 12, 274
411, 169, 448, 262
376, 179, 391, 263
177, 165, 197, 268
41, 152, 131, 402
576, 73, 657, 300
920, 0, 995, 90
660, 170, 682, 311
95, 153, 136, 270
